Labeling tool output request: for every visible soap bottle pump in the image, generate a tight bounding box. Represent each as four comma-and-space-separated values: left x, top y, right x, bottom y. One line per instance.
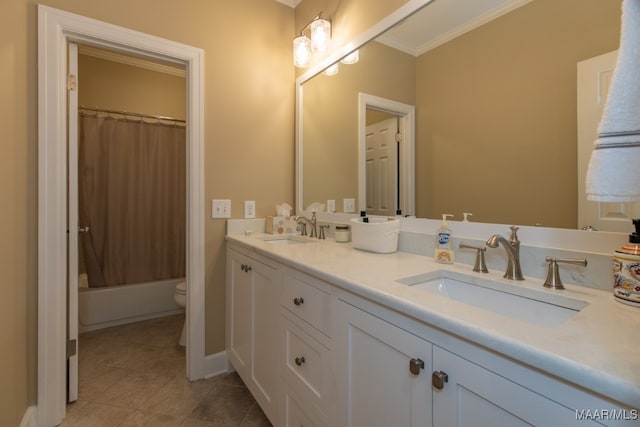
613, 218, 640, 307
434, 214, 454, 264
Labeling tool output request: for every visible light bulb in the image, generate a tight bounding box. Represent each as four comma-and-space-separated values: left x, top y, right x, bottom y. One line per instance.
341, 50, 359, 65
310, 17, 331, 54
324, 63, 339, 76
293, 35, 311, 68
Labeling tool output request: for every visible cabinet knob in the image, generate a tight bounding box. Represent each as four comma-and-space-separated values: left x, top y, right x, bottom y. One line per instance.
409, 358, 425, 375
295, 356, 306, 366
432, 371, 449, 390
293, 297, 304, 306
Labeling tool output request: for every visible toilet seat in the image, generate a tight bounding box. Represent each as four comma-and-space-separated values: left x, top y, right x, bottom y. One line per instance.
176, 281, 186, 295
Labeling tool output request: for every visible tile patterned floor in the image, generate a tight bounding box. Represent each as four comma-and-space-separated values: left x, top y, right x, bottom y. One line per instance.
61, 314, 271, 427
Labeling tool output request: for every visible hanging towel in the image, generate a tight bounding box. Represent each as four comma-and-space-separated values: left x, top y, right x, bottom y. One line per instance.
585, 0, 640, 202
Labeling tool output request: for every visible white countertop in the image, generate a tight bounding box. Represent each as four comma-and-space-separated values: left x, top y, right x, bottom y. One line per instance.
226, 233, 640, 409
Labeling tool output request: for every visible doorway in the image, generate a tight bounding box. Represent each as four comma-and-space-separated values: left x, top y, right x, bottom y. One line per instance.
358, 93, 415, 216
38, 6, 205, 426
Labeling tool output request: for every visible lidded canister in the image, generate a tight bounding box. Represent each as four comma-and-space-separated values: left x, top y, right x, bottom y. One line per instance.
613, 219, 640, 307
335, 225, 350, 243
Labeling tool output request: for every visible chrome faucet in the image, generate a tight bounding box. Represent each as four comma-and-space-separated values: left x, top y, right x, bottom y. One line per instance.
486, 226, 524, 280
294, 212, 317, 238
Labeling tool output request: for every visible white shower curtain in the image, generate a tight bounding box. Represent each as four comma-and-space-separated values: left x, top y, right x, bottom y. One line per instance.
79, 114, 186, 287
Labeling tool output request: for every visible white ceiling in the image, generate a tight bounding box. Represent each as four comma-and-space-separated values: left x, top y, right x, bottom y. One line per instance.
377, 0, 532, 56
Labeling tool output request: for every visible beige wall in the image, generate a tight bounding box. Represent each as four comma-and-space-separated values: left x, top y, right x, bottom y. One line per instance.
0, 0, 404, 424
303, 41, 415, 210
415, 0, 620, 227
78, 54, 186, 119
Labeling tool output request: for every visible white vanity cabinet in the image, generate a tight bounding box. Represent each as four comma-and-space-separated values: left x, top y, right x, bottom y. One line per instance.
336, 299, 433, 427
226, 246, 281, 425
336, 293, 628, 427
279, 269, 334, 426
225, 238, 635, 427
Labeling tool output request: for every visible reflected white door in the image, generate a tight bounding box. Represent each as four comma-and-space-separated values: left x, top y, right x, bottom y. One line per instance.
577, 50, 637, 232
366, 117, 398, 216
67, 42, 79, 403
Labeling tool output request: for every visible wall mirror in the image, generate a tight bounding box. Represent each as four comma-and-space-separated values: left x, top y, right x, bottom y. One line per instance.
296, 0, 631, 231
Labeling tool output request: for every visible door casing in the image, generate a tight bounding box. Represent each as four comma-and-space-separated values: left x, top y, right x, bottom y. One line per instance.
38, 6, 206, 426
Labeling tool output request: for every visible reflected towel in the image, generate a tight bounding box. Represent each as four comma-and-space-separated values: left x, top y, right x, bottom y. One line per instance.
585, 0, 640, 202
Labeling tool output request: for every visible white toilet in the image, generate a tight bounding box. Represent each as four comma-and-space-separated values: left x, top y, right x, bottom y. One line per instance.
174, 281, 187, 346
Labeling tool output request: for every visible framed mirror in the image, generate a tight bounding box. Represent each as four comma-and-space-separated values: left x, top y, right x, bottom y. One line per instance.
296, 0, 628, 231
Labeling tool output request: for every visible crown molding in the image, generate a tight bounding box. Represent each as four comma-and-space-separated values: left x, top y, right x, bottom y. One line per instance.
274, 0, 301, 8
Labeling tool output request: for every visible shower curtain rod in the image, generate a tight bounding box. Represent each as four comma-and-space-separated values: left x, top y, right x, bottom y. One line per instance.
79, 106, 186, 124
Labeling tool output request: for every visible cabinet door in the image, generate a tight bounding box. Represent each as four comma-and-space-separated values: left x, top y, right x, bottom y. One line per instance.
337, 300, 432, 427
432, 346, 602, 427
250, 256, 281, 421
227, 249, 252, 377
226, 248, 281, 425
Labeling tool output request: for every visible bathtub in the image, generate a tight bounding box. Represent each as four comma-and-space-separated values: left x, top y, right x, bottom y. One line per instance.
78, 276, 184, 333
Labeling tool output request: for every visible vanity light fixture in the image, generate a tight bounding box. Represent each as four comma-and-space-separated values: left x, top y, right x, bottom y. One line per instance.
585, 0, 640, 202
293, 12, 331, 68
341, 50, 359, 65
324, 62, 339, 76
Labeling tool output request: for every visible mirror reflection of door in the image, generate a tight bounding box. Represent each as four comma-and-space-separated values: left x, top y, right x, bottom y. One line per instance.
366, 111, 399, 216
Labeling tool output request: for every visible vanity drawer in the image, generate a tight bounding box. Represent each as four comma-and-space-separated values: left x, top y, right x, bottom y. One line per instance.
281, 312, 332, 416
282, 390, 325, 427
282, 270, 333, 336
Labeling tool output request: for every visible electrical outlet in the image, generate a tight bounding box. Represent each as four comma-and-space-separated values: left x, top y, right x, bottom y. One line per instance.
211, 199, 231, 218
327, 199, 336, 213
343, 198, 356, 213
244, 200, 256, 219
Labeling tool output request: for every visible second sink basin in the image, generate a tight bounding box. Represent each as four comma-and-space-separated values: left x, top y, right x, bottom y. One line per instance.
259, 235, 312, 245
397, 271, 588, 328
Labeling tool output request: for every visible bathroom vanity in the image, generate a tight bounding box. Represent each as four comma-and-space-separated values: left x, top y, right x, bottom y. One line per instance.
226, 231, 640, 427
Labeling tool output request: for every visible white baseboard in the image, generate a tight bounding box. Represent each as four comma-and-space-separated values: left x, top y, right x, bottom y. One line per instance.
203, 350, 230, 379
19, 406, 37, 427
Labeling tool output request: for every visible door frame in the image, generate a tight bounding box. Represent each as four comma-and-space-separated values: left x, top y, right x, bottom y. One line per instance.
38, 6, 206, 426
358, 93, 415, 216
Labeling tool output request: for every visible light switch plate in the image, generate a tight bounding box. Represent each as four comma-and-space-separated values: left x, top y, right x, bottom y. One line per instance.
343, 198, 356, 213
327, 199, 336, 213
212, 199, 231, 218
244, 200, 256, 219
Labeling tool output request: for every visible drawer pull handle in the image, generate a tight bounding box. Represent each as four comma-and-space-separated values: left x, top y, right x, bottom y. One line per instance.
409, 358, 424, 375
293, 297, 304, 306
240, 264, 252, 272
295, 356, 306, 366
432, 370, 449, 390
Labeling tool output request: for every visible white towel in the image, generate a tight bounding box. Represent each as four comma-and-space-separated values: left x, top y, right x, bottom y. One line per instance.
585, 0, 640, 202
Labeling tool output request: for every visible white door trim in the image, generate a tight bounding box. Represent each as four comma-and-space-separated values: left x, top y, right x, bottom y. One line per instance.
37, 6, 206, 426
358, 93, 415, 216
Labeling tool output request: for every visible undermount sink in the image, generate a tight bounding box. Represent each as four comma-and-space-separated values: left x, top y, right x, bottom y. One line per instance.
397, 271, 588, 328
259, 235, 312, 245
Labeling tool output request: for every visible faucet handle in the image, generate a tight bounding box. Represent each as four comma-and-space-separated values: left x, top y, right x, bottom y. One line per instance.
297, 221, 308, 236
459, 243, 489, 273
509, 226, 520, 242
543, 257, 587, 290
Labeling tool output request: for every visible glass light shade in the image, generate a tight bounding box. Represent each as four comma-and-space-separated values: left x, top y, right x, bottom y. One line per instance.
341, 50, 359, 65
293, 35, 311, 68
324, 63, 339, 76
310, 18, 331, 54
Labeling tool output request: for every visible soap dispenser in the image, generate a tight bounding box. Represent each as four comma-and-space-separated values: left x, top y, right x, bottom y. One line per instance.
434, 214, 454, 264
613, 219, 640, 307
